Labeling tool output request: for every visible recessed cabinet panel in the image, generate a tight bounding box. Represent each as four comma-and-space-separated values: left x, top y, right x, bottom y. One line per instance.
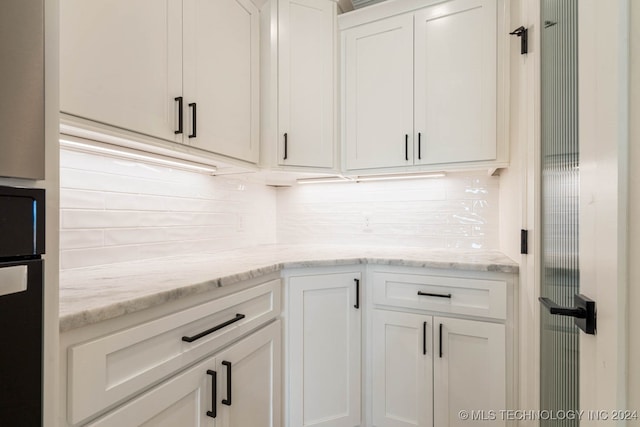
278, 0, 335, 168
372, 310, 433, 427
414, 0, 497, 164
183, 0, 260, 163
85, 355, 212, 427
343, 15, 414, 170
60, 0, 183, 143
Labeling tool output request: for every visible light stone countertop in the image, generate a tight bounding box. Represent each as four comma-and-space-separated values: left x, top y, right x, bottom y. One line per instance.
59, 244, 518, 332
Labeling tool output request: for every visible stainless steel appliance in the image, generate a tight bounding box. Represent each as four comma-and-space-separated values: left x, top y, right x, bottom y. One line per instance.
0, 186, 45, 425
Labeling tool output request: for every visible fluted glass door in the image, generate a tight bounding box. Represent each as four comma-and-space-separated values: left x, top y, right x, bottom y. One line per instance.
539, 0, 579, 425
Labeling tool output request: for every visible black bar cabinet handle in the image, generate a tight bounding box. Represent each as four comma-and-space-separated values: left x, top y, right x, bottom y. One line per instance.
284, 133, 288, 160
174, 97, 183, 134
417, 291, 452, 299
188, 102, 197, 138
354, 278, 360, 309
439, 323, 443, 358
182, 314, 245, 343
405, 134, 409, 161
418, 132, 422, 159
423, 321, 427, 355
222, 361, 232, 406
206, 370, 217, 418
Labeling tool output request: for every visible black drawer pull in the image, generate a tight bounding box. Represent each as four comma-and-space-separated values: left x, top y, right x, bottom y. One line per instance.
418, 132, 422, 159
417, 291, 452, 299
182, 313, 245, 343
354, 278, 360, 309
174, 96, 183, 134
188, 102, 197, 138
206, 370, 217, 418
222, 361, 232, 406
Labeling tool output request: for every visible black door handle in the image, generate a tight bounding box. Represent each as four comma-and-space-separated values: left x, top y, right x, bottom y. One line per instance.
539, 294, 596, 334
206, 370, 217, 418
418, 132, 422, 160
423, 321, 427, 355
417, 291, 451, 299
405, 134, 409, 161
182, 314, 245, 343
354, 278, 360, 309
188, 102, 197, 138
438, 323, 443, 358
222, 361, 232, 406
174, 97, 183, 135
284, 133, 288, 160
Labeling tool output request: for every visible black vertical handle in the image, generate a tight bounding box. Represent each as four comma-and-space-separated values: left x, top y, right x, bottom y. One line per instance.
439, 323, 443, 358
206, 370, 217, 418
284, 133, 288, 160
354, 278, 360, 309
174, 97, 183, 135
423, 321, 427, 355
188, 102, 197, 138
418, 133, 422, 160
405, 134, 409, 161
221, 361, 232, 406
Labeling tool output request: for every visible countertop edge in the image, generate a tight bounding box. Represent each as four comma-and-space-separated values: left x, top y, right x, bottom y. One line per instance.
60, 255, 518, 333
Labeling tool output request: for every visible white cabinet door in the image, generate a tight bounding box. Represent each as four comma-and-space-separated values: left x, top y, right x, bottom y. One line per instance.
372, 310, 433, 427
60, 0, 183, 142
414, 0, 497, 165
278, 0, 335, 168
216, 321, 281, 427
343, 14, 414, 170
183, 0, 260, 163
433, 317, 505, 427
86, 355, 215, 427
289, 271, 362, 427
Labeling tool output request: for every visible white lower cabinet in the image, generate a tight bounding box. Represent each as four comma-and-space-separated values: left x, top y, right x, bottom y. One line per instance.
87, 321, 281, 427
372, 310, 433, 427
433, 317, 505, 427
372, 311, 506, 427
287, 269, 362, 427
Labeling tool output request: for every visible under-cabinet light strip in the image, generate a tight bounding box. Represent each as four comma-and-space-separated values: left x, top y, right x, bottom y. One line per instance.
60, 139, 217, 175
296, 172, 446, 185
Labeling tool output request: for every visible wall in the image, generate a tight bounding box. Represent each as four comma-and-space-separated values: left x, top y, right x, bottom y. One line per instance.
277, 172, 499, 249
629, 0, 639, 421
59, 149, 277, 269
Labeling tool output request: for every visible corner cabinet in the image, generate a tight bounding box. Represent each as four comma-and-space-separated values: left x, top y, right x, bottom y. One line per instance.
60, 0, 260, 164
285, 268, 363, 427
340, 0, 508, 173
260, 0, 338, 171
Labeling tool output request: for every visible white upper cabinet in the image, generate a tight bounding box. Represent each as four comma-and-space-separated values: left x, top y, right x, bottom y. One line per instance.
260, 0, 337, 171
60, 0, 183, 143
340, 0, 506, 173
183, 0, 260, 163
61, 0, 260, 164
414, 0, 497, 165
342, 14, 414, 170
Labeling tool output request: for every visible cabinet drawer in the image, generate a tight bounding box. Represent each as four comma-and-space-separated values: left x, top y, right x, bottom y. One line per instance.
67, 279, 280, 425
372, 271, 506, 320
